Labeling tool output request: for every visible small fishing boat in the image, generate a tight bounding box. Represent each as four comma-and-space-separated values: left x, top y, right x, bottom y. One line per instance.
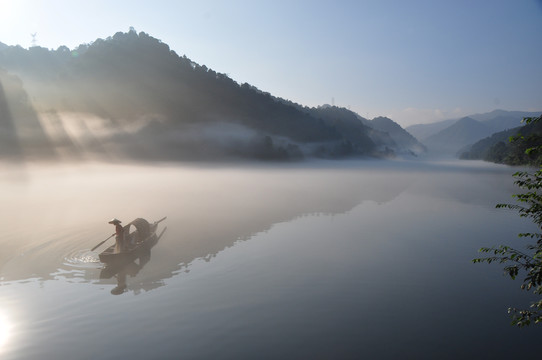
99, 217, 166, 264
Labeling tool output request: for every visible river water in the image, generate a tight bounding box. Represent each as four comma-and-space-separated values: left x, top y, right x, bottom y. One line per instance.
0, 159, 541, 359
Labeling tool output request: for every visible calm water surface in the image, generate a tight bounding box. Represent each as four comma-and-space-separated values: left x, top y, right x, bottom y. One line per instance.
1, 159, 541, 359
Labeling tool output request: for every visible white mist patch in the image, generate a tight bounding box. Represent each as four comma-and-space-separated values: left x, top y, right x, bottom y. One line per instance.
156, 122, 254, 142
36, 111, 167, 160
196, 122, 258, 143
39, 112, 117, 139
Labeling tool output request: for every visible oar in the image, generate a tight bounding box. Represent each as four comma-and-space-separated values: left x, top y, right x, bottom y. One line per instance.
157, 226, 167, 240
91, 233, 116, 252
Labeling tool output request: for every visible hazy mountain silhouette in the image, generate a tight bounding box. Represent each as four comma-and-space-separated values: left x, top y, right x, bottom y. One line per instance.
406, 119, 457, 142
407, 110, 541, 156
300, 105, 375, 156
286, 104, 424, 157
423, 117, 493, 155
362, 116, 426, 155
407, 110, 540, 142
468, 109, 538, 123
0, 30, 419, 162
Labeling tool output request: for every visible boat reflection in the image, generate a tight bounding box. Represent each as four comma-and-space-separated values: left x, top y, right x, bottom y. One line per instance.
100, 226, 167, 295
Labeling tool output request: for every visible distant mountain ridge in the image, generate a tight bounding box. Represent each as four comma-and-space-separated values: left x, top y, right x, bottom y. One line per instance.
468, 109, 538, 123
406, 119, 457, 142
0, 30, 420, 162
407, 110, 540, 141
423, 117, 494, 155
407, 110, 541, 156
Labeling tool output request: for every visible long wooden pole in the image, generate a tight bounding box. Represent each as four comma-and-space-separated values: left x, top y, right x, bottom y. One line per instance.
91, 233, 115, 252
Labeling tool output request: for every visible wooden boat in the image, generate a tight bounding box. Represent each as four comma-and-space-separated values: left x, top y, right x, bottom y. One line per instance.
99, 217, 166, 264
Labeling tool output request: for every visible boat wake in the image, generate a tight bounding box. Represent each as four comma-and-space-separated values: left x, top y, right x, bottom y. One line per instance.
1, 220, 166, 284
63, 249, 101, 269
0, 230, 106, 283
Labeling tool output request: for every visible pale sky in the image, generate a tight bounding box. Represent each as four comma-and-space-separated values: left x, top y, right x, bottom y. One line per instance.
0, 0, 541, 127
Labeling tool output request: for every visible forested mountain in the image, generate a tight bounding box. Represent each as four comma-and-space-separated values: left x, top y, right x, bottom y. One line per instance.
458, 127, 520, 162
281, 103, 425, 156
459, 116, 542, 165
0, 30, 418, 162
298, 105, 375, 156
362, 116, 426, 155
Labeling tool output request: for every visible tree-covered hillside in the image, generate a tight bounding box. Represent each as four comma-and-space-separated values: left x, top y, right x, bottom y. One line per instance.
1, 30, 409, 162
283, 103, 425, 156
460, 115, 542, 165
363, 116, 426, 155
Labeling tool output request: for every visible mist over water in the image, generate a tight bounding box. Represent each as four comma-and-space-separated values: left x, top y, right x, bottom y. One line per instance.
0, 160, 410, 282
1, 159, 541, 359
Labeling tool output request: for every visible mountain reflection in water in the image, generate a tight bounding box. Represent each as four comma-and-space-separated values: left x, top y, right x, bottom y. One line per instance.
0, 161, 414, 287
2, 160, 541, 359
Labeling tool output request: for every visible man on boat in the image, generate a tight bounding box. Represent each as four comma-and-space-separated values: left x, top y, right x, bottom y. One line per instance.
108, 218, 125, 252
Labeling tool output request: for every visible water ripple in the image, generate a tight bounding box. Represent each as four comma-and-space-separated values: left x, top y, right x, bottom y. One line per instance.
63, 249, 101, 269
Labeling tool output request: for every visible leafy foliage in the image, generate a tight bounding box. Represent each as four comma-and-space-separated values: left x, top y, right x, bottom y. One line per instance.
473, 115, 542, 326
